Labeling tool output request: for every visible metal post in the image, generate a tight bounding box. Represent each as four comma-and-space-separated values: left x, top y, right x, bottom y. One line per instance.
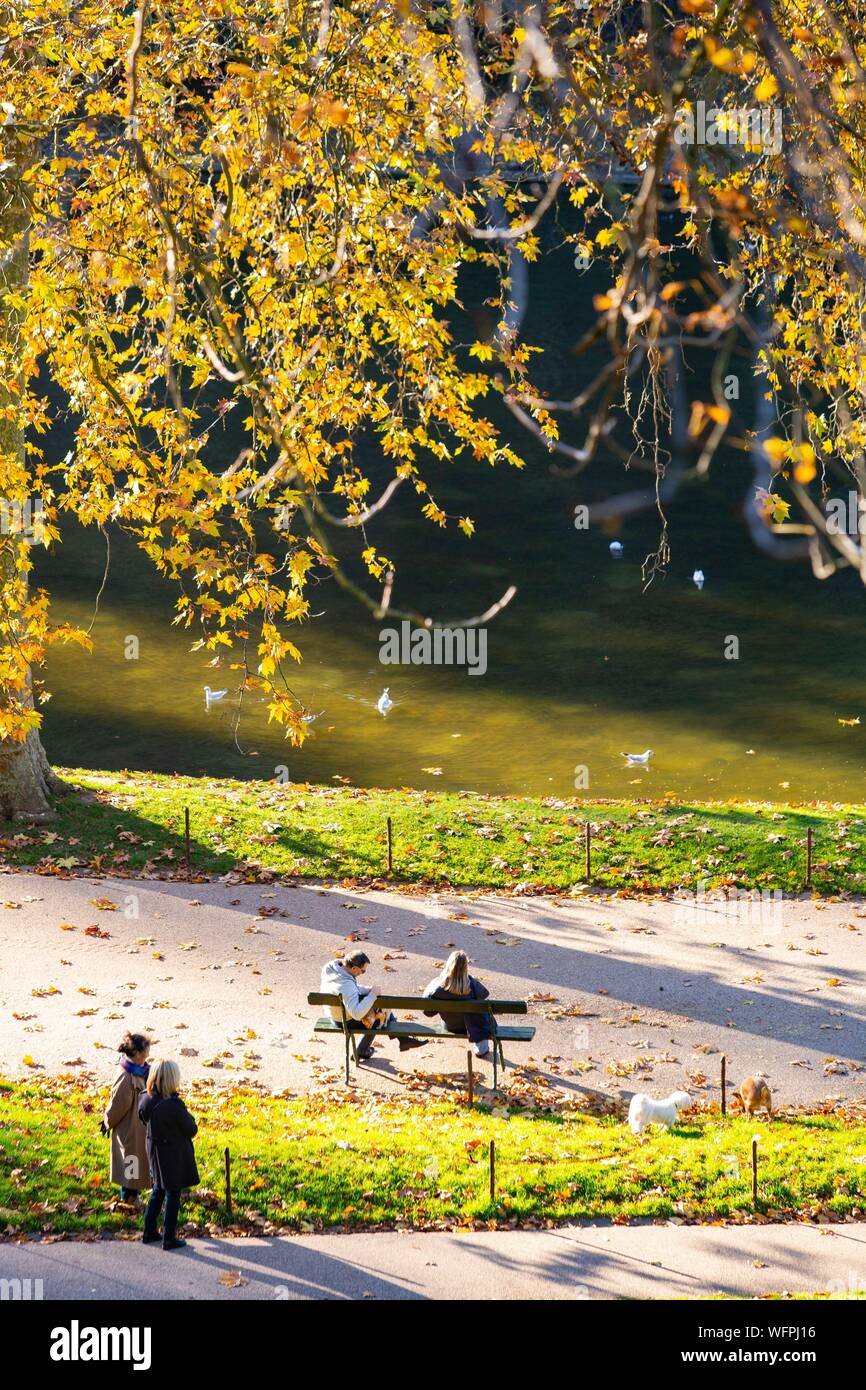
806, 826, 813, 887
584, 820, 592, 882
467, 1050, 474, 1106
721, 1054, 727, 1117
342, 1003, 354, 1082
751, 1136, 759, 1207
185, 807, 191, 880
489, 1140, 495, 1202
386, 816, 393, 875
224, 1146, 232, 1214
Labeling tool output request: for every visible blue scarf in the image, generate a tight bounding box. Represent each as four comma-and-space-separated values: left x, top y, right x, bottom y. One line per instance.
120, 1055, 150, 1080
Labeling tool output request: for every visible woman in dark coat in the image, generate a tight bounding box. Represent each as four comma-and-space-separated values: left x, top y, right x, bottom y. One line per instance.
422, 950, 494, 1057
138, 1059, 199, 1250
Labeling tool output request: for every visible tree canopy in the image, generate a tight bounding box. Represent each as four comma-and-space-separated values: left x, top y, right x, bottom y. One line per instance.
2, 1, 866, 807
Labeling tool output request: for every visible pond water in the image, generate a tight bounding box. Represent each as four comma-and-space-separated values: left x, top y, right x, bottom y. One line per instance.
34, 227, 866, 803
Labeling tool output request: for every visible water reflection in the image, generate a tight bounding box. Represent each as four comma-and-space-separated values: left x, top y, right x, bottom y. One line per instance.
38, 504, 866, 801
33, 230, 866, 801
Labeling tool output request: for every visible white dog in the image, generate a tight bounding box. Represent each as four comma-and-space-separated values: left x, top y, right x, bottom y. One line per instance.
628, 1090, 692, 1135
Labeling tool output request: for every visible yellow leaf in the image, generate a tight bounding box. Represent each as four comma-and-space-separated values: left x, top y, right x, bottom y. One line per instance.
277, 234, 306, 269
793, 443, 817, 483
762, 438, 789, 467
320, 96, 350, 127
755, 73, 779, 102
709, 47, 736, 70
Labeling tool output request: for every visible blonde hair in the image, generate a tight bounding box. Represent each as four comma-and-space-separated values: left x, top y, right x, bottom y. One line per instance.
146, 1059, 181, 1097
437, 950, 470, 995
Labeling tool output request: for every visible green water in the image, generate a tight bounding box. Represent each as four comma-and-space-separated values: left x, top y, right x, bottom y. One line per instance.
34, 226, 866, 802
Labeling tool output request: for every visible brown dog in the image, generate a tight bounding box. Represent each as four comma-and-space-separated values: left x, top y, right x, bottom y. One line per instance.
736, 1076, 772, 1116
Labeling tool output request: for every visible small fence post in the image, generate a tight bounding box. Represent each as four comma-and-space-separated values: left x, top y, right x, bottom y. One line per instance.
467, 1049, 474, 1107
751, 1135, 759, 1208
185, 807, 192, 880
584, 821, 592, 883
806, 826, 813, 887
720, 1054, 727, 1117
489, 1139, 495, 1202
386, 816, 393, 875
224, 1145, 232, 1214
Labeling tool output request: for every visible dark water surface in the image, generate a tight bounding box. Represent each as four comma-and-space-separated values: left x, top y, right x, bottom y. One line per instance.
34, 228, 866, 802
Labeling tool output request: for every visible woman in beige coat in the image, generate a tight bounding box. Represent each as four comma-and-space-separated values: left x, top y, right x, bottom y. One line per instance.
103, 1032, 151, 1202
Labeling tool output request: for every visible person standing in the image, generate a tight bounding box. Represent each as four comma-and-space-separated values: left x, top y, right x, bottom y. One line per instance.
103, 1032, 151, 1203
138, 1060, 199, 1251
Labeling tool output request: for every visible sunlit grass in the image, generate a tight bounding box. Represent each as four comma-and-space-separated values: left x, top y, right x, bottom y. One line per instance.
0, 769, 864, 895
1, 1077, 864, 1234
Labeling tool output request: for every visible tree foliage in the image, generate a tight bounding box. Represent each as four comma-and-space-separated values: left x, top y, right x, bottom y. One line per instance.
1, 0, 866, 756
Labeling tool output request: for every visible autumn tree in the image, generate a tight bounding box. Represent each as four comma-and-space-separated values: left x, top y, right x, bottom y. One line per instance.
1, 0, 866, 818
0, 0, 536, 816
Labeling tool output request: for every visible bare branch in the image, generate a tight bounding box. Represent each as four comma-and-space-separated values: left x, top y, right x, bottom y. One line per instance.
316, 475, 406, 528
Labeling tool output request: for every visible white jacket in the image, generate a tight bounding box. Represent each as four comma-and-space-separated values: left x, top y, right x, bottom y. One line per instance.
320, 959, 379, 1022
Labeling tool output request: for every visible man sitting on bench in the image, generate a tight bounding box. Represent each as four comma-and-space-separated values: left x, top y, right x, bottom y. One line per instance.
320, 950, 426, 1060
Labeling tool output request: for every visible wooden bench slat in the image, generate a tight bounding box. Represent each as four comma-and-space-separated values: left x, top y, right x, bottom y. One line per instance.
314, 1018, 535, 1042
307, 992, 527, 1015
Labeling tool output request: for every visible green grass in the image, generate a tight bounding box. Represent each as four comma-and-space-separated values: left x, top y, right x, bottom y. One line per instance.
1, 1078, 865, 1235
0, 769, 864, 895
709, 1293, 866, 1300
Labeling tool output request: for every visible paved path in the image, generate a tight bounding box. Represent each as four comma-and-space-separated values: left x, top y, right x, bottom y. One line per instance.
3, 1224, 865, 1300
1, 872, 864, 1105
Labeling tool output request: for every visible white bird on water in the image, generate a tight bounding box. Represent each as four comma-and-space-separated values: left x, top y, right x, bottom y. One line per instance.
621, 749, 654, 765
376, 687, 393, 716
609, 541, 624, 558
692, 569, 705, 590
203, 685, 228, 712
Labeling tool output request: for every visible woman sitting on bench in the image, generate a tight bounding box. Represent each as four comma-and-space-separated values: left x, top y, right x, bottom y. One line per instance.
422, 951, 493, 1058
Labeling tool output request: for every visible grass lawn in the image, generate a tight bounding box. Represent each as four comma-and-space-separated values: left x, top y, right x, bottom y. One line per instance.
711, 1293, 866, 1300
1, 1078, 865, 1236
0, 769, 864, 896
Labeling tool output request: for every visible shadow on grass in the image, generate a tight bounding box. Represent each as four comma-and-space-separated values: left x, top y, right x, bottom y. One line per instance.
0, 785, 381, 878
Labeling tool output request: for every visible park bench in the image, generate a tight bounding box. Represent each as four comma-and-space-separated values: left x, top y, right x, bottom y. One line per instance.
308, 992, 534, 1088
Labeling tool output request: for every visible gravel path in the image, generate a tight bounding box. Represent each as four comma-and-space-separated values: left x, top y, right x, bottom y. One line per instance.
1, 872, 863, 1106
4, 1222, 865, 1301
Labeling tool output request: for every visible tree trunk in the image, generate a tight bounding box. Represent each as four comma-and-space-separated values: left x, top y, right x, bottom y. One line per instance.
0, 136, 59, 821
0, 729, 63, 822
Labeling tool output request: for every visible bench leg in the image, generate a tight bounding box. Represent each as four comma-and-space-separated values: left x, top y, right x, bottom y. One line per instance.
341, 1007, 361, 1083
